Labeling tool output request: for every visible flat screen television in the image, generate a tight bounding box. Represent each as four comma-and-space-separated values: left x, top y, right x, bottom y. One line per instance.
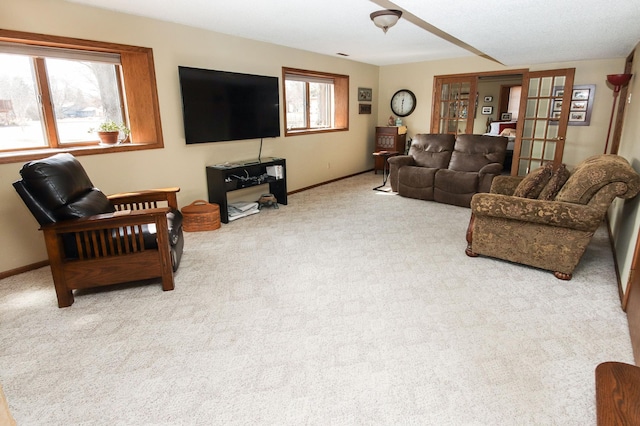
178, 66, 280, 144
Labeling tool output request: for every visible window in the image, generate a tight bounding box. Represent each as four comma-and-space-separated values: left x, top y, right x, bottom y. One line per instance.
282, 67, 348, 136
0, 30, 164, 164
507, 86, 522, 120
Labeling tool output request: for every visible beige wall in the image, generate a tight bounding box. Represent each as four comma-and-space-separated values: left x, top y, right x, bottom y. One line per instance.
610, 42, 640, 296
0, 0, 379, 272
378, 56, 625, 168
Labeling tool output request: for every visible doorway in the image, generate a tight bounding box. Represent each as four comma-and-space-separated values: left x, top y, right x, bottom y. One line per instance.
432, 68, 576, 176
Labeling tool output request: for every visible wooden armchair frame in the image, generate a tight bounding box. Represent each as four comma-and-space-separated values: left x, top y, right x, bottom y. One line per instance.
42, 187, 180, 307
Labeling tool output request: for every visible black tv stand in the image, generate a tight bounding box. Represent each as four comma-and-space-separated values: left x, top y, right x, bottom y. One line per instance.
206, 157, 287, 223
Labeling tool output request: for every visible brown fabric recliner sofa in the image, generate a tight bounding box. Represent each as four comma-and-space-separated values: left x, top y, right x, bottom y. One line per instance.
465, 154, 640, 280
387, 133, 508, 207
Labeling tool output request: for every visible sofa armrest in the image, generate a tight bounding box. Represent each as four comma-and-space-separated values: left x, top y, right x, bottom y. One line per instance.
478, 163, 503, 176
470, 193, 603, 231
490, 175, 523, 195
477, 163, 505, 193
387, 155, 416, 192
387, 155, 415, 167
42, 207, 170, 233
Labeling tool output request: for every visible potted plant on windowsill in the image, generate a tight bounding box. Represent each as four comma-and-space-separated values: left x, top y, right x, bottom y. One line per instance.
88, 121, 130, 145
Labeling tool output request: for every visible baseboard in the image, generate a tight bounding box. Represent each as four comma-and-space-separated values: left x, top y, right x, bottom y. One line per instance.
288, 169, 373, 195
0, 260, 49, 280
605, 216, 625, 307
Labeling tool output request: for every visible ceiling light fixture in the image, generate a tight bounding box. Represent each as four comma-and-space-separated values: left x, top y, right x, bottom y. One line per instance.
370, 9, 402, 34
603, 73, 632, 154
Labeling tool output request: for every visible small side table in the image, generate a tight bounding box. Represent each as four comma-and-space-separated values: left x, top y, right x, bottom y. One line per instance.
372, 150, 399, 191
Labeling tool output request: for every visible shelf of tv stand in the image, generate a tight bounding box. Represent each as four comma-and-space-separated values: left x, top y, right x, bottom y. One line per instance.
206, 157, 287, 223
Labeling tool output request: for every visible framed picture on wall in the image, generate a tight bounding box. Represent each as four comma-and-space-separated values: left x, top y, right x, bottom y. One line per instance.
358, 87, 372, 102
550, 84, 595, 126
500, 113, 512, 121
358, 103, 372, 114
484, 95, 493, 102
572, 88, 590, 100
571, 101, 588, 111
481, 106, 493, 115
569, 111, 587, 122
568, 84, 595, 126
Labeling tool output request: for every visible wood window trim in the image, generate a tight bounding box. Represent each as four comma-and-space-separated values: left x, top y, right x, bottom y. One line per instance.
0, 29, 164, 165
282, 67, 349, 137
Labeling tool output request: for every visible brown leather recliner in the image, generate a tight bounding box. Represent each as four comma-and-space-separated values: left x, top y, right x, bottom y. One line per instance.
13, 153, 184, 307
388, 134, 508, 207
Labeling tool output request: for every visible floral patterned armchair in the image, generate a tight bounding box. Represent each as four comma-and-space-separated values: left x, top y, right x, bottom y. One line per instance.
465, 154, 640, 280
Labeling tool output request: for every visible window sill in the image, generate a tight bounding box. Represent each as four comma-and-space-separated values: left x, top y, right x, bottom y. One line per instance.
0, 141, 164, 165
284, 127, 348, 137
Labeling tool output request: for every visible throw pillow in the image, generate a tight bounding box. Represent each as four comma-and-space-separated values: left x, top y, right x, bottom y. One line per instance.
513, 163, 554, 198
538, 164, 570, 201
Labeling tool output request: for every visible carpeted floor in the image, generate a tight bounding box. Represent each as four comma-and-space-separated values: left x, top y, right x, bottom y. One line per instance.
0, 172, 633, 425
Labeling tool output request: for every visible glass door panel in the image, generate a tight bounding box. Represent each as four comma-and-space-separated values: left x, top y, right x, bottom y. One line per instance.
540, 77, 553, 97
525, 100, 537, 117
532, 141, 544, 158
544, 142, 556, 160
538, 99, 550, 118
511, 68, 575, 176
431, 76, 477, 135
528, 78, 539, 97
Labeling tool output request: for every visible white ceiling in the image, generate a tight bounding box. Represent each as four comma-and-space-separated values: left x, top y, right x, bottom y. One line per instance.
66, 0, 640, 66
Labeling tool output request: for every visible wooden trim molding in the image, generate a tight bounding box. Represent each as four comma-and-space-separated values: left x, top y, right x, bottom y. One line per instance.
626, 276, 640, 365
282, 67, 349, 136
0, 29, 164, 164
0, 260, 49, 280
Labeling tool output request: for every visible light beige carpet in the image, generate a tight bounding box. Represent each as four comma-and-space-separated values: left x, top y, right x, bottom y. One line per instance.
0, 172, 633, 425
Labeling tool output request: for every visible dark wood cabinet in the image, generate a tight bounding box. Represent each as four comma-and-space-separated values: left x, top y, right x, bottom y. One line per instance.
374, 126, 407, 173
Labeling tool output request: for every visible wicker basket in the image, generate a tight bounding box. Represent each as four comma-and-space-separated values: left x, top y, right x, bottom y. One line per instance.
181, 200, 221, 232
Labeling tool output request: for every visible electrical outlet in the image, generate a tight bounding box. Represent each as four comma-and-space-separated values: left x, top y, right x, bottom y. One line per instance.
628, 93, 633, 104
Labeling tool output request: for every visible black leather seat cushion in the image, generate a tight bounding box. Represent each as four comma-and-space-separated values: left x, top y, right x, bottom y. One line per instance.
19, 153, 115, 222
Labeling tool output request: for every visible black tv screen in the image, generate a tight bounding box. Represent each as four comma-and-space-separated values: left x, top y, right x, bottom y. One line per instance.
178, 66, 280, 144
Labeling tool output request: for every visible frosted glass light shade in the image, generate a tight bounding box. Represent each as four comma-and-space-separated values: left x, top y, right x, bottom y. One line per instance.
370, 10, 402, 34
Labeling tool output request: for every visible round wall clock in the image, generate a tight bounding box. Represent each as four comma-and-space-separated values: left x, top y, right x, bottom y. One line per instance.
390, 89, 416, 117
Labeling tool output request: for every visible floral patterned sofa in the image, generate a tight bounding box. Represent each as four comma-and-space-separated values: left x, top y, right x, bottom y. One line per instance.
465, 154, 640, 280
